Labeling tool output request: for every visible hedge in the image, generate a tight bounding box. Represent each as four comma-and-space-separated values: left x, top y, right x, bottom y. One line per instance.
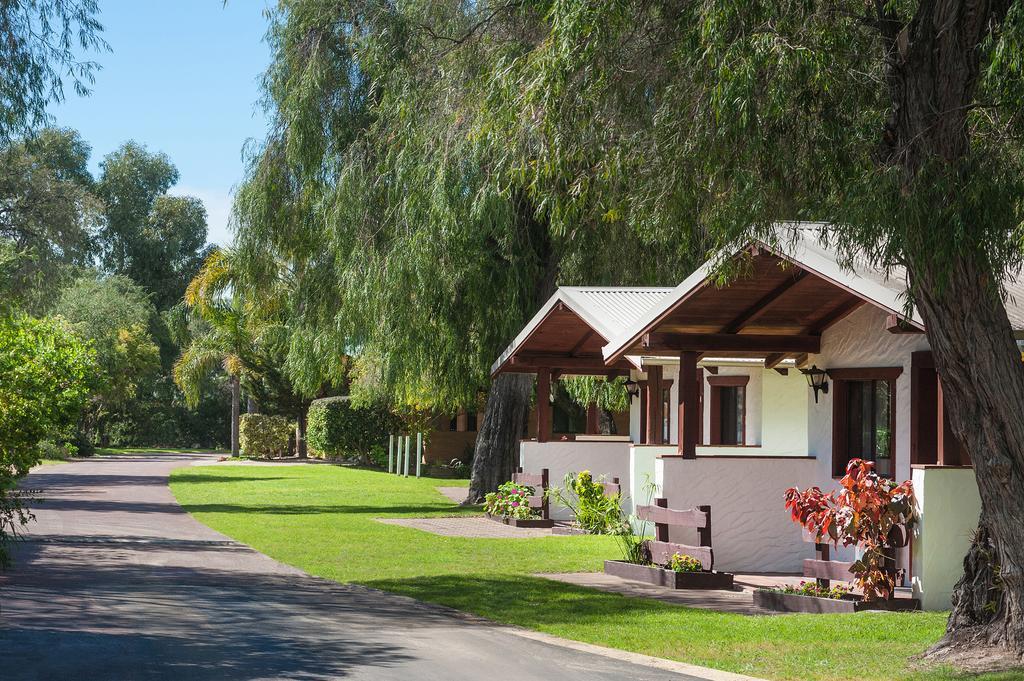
307, 396, 398, 463
239, 414, 292, 459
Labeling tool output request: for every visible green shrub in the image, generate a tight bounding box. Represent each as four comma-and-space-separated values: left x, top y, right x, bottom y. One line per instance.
38, 440, 78, 461
306, 397, 398, 464
238, 414, 292, 459
0, 315, 98, 566
547, 470, 625, 534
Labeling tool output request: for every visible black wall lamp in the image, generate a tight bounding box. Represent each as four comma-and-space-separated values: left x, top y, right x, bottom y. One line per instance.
624, 378, 641, 400
800, 365, 829, 403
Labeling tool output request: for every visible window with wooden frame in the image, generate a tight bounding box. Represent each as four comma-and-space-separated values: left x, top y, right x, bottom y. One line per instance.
829, 368, 902, 478
708, 375, 749, 446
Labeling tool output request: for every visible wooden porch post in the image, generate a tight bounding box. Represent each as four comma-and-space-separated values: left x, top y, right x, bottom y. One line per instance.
586, 402, 600, 435
537, 369, 552, 443
645, 365, 663, 444
678, 351, 699, 459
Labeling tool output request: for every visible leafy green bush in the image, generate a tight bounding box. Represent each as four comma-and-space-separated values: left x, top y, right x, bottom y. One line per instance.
306, 397, 398, 464
238, 414, 291, 459
547, 470, 624, 534
1, 315, 98, 565
38, 440, 78, 461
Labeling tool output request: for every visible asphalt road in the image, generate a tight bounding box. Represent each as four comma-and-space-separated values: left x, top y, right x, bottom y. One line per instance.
0, 453, 712, 681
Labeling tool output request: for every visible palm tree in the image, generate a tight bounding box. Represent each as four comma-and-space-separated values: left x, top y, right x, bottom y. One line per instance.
174, 250, 248, 456
175, 249, 319, 457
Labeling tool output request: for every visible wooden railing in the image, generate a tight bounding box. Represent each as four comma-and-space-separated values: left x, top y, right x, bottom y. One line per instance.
635, 497, 714, 571
513, 468, 550, 520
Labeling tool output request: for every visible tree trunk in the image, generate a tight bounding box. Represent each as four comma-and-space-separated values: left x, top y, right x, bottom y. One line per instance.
911, 257, 1024, 657
247, 395, 259, 414
466, 373, 533, 503
296, 410, 308, 459
869, 0, 1023, 661
466, 191, 559, 501
230, 375, 240, 457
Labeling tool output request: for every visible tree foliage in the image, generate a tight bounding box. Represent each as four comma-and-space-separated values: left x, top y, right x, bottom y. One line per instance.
0, 314, 98, 565
0, 0, 107, 141
234, 1, 698, 415
52, 274, 161, 446
96, 141, 213, 311
0, 127, 102, 311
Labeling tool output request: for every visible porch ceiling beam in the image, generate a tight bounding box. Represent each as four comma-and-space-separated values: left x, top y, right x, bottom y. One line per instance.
509, 366, 630, 377
803, 297, 865, 334
721, 270, 809, 333
509, 353, 633, 371
763, 353, 788, 369
642, 332, 821, 354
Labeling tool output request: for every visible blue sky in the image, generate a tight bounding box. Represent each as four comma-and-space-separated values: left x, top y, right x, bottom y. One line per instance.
49, 0, 274, 247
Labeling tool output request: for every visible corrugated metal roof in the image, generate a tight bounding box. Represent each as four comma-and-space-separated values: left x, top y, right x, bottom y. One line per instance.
604, 223, 1024, 362
560, 287, 676, 341
490, 286, 674, 376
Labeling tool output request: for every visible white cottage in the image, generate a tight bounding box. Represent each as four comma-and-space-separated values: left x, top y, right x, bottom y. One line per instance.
493, 224, 1024, 610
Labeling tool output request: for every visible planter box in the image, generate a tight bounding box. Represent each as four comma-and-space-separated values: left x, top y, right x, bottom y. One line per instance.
604, 560, 734, 590
753, 589, 921, 614
485, 513, 554, 528
421, 464, 469, 479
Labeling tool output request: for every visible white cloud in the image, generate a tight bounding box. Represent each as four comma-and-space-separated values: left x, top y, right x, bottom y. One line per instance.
170, 185, 235, 248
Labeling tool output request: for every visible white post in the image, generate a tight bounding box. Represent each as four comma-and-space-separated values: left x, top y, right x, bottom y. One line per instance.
416, 432, 423, 478
388, 434, 394, 473
403, 435, 411, 477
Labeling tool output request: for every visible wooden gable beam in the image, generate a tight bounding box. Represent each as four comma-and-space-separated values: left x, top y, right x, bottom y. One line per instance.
642, 332, 820, 354
568, 329, 596, 356
721, 269, 810, 333
509, 353, 633, 371
803, 297, 865, 334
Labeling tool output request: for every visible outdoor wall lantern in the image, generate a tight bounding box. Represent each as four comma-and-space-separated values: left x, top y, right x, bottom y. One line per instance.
800, 365, 829, 403
624, 379, 641, 400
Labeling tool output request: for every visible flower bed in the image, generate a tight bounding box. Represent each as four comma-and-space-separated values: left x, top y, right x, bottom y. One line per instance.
483, 480, 553, 528
485, 513, 554, 528
753, 586, 920, 613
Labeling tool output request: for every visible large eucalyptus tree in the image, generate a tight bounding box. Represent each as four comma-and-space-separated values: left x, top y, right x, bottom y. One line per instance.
234, 1, 695, 501
510, 0, 1024, 664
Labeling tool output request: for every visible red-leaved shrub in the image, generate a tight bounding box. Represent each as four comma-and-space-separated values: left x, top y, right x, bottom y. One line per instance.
784, 459, 916, 600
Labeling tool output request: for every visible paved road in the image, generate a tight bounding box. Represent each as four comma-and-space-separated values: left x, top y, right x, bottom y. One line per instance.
0, 453, 710, 681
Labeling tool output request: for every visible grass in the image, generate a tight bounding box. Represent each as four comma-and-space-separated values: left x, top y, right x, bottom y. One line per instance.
170, 464, 1012, 681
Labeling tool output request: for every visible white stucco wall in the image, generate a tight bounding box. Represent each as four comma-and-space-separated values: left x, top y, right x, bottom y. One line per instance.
519, 440, 633, 520
760, 369, 809, 455
655, 454, 818, 572
628, 444, 672, 510
912, 466, 981, 610
807, 304, 931, 490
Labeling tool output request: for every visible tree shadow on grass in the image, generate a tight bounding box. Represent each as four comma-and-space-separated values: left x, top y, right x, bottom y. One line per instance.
178, 502, 483, 517
169, 474, 290, 485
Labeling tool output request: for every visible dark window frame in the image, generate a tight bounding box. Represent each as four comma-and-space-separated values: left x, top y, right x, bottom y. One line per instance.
707, 375, 749, 446
829, 367, 902, 478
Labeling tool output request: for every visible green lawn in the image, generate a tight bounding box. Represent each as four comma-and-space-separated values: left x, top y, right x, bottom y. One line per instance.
170, 465, 1011, 681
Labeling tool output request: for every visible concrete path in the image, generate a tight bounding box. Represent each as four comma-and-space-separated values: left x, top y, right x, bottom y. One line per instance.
0, 453, 750, 681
